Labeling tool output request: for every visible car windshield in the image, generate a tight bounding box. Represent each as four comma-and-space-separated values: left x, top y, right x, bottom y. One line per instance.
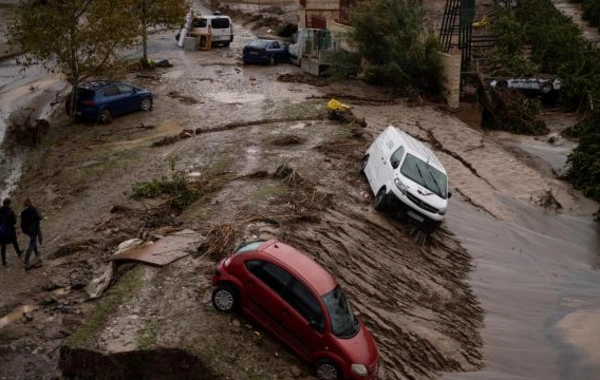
400, 154, 448, 198
321, 286, 359, 338
248, 39, 268, 48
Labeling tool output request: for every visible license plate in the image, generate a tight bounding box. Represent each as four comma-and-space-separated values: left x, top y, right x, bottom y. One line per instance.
407, 210, 425, 223
213, 35, 227, 41
249, 51, 258, 55
76, 112, 82, 115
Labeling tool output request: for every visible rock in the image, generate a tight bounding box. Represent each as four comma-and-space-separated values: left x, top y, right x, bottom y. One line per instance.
41, 281, 60, 291
85, 263, 115, 299
23, 313, 34, 322
70, 278, 87, 290
114, 238, 143, 255
39, 297, 57, 306
290, 365, 302, 377
232, 319, 241, 327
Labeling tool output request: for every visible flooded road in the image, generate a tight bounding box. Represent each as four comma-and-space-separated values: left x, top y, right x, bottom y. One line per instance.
444, 195, 600, 380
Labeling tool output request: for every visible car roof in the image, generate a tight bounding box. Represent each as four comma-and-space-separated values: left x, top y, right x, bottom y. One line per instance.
386, 125, 446, 174
258, 240, 337, 296
79, 80, 116, 91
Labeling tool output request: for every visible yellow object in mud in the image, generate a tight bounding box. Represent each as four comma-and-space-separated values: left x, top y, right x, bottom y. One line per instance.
473, 16, 491, 28
327, 98, 351, 113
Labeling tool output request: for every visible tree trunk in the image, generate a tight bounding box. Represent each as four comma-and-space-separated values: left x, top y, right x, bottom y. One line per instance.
142, 0, 148, 62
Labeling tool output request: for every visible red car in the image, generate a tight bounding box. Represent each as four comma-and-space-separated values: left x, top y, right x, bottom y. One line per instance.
212, 240, 380, 380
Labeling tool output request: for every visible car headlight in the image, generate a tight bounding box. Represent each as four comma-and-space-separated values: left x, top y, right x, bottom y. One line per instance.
394, 178, 408, 194
351, 364, 368, 376
438, 208, 447, 215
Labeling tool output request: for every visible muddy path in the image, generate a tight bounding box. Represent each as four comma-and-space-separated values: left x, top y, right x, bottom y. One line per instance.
1, 1, 599, 380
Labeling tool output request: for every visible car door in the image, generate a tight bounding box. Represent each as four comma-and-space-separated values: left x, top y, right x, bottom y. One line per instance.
374, 135, 395, 192
243, 260, 299, 345
364, 134, 384, 191
279, 278, 326, 360
102, 84, 129, 116
270, 41, 283, 61
116, 83, 139, 113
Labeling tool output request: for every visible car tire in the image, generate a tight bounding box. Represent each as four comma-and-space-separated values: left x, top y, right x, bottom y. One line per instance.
98, 108, 112, 124
359, 155, 369, 175
140, 97, 153, 111
373, 187, 388, 211
175, 34, 180, 42
224, 42, 230, 47
314, 360, 341, 380
269, 56, 275, 66
211, 283, 240, 313
496, 80, 508, 89
540, 83, 553, 94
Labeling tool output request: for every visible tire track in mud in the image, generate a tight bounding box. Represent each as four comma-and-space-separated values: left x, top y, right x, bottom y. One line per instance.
281, 194, 484, 379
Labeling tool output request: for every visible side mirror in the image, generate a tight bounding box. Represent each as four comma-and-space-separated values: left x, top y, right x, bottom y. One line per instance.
448, 191, 453, 199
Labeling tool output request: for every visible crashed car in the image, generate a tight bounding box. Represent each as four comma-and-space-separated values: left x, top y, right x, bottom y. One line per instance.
360, 125, 450, 232
212, 240, 380, 380
490, 77, 562, 94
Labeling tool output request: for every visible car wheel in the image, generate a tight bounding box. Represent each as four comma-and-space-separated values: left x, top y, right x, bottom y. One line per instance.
211, 284, 240, 313
98, 109, 112, 124
314, 360, 341, 380
269, 56, 275, 66
496, 80, 508, 89
175, 34, 180, 42
224, 42, 230, 47
359, 154, 369, 175
373, 187, 388, 211
540, 83, 553, 94
140, 97, 153, 111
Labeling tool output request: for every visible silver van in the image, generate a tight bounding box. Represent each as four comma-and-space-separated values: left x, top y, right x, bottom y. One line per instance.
361, 125, 451, 232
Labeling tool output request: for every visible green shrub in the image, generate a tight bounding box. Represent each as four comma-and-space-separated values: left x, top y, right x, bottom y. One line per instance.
583, 0, 600, 28
131, 171, 199, 212
347, 0, 443, 95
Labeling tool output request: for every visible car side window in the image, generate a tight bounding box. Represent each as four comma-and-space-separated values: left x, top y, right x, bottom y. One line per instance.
390, 146, 405, 169
103, 84, 120, 97
117, 84, 133, 94
283, 279, 324, 328
272, 41, 280, 49
245, 260, 291, 295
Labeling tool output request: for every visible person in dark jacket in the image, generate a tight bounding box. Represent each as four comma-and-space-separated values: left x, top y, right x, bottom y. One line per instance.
20, 198, 43, 269
0, 198, 23, 266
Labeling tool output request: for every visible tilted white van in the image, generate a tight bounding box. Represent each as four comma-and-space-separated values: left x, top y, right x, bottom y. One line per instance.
361, 125, 451, 232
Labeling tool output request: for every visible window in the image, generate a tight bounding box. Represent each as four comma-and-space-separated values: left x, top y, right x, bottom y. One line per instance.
271, 41, 280, 49
400, 154, 448, 198
245, 260, 291, 295
103, 84, 120, 96
283, 280, 324, 328
192, 18, 207, 28
117, 84, 133, 94
235, 241, 264, 255
390, 146, 405, 169
322, 286, 358, 338
211, 17, 230, 29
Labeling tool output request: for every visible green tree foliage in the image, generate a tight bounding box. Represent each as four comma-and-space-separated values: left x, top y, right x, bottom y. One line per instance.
492, 12, 538, 76
564, 114, 600, 219
127, 0, 186, 63
7, 0, 138, 115
348, 0, 443, 95
582, 0, 600, 29
511, 0, 600, 107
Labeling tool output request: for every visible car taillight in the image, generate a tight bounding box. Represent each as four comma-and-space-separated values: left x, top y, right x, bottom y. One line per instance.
81, 100, 95, 106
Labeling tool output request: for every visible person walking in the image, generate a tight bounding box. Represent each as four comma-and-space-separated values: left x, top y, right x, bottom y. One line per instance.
20, 198, 42, 269
0, 198, 23, 266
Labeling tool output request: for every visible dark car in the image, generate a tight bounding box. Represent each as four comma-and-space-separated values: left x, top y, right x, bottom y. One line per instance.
212, 240, 380, 380
66, 81, 153, 124
242, 38, 288, 65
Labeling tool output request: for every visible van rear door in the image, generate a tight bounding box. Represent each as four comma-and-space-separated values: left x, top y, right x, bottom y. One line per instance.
210, 17, 233, 44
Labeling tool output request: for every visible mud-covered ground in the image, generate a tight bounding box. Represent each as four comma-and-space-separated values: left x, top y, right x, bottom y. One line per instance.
1, 1, 599, 380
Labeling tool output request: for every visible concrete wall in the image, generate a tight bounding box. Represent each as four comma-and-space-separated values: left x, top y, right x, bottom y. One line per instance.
328, 21, 355, 52
441, 51, 461, 109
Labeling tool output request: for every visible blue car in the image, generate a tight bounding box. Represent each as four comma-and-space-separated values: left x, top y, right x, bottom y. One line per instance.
66, 81, 153, 124
242, 38, 288, 65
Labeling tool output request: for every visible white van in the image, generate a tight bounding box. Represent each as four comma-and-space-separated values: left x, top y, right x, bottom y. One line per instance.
176, 14, 234, 47
361, 125, 451, 231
